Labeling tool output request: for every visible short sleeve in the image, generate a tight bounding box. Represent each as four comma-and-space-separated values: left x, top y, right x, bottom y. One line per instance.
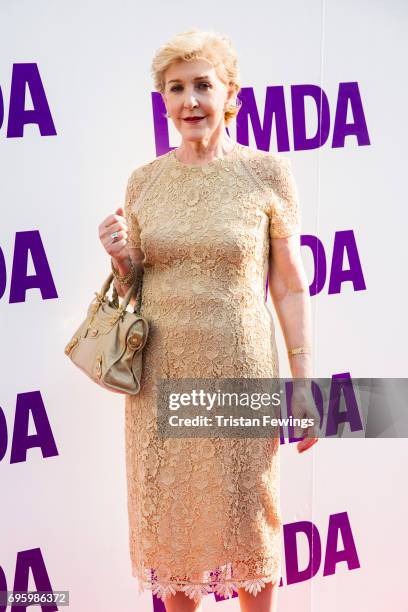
123, 170, 143, 250
267, 155, 301, 239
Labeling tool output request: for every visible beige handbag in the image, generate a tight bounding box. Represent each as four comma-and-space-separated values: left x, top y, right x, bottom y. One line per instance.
64, 271, 149, 395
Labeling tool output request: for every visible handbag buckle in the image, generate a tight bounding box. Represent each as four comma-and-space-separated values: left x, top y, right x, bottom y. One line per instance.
127, 331, 143, 351
109, 306, 126, 326
95, 355, 103, 378
65, 336, 79, 355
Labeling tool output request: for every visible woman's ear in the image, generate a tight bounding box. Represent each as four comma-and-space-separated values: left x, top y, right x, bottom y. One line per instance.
161, 93, 170, 119
225, 85, 237, 109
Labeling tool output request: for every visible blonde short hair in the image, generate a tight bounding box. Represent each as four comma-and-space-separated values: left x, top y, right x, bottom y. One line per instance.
150, 28, 242, 125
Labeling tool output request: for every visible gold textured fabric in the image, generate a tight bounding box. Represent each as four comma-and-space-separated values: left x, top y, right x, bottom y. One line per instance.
123, 142, 301, 603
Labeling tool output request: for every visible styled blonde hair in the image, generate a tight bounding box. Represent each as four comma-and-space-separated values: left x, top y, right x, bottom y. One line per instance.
150, 28, 242, 125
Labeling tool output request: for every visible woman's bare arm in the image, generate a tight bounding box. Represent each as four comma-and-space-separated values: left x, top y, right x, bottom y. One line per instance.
268, 234, 319, 452
268, 234, 312, 378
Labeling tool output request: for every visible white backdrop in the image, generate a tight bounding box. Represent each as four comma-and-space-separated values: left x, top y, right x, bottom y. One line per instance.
1, 1, 407, 610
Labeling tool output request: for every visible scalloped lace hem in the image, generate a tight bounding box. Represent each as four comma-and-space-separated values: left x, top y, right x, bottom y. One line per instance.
132, 564, 281, 603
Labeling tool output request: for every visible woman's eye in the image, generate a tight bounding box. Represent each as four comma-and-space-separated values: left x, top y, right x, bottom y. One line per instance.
170, 82, 211, 92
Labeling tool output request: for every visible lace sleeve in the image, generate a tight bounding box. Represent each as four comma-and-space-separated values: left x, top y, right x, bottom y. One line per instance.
265, 155, 301, 239
124, 170, 144, 250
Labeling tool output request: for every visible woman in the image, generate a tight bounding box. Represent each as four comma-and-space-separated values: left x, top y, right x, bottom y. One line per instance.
99, 28, 318, 612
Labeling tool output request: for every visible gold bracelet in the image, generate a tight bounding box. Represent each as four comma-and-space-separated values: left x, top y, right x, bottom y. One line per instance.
111, 257, 137, 285
288, 346, 311, 357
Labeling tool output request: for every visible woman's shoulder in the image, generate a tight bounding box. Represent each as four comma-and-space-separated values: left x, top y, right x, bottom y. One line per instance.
237, 143, 293, 184
127, 151, 169, 187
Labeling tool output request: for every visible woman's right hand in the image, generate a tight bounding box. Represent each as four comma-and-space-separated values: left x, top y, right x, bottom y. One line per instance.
98, 206, 131, 264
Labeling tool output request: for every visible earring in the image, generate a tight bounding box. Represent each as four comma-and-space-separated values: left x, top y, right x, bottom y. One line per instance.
225, 100, 241, 112
165, 111, 171, 118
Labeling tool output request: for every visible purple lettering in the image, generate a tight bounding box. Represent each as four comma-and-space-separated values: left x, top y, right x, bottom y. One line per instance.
153, 82, 369, 153
0, 84, 4, 131
7, 63, 57, 138
292, 84, 330, 151
0, 564, 6, 612
0, 246, 6, 299
0, 407, 7, 462
329, 230, 366, 294
152, 92, 171, 156
236, 87, 290, 152
9, 231, 58, 303
284, 520, 322, 584
323, 512, 360, 575
12, 548, 58, 612
283, 512, 359, 585
301, 234, 327, 296
326, 373, 363, 436
332, 82, 370, 148
10, 391, 58, 464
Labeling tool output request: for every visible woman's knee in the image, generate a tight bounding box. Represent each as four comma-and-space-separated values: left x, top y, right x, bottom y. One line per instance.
237, 581, 279, 612
163, 590, 202, 612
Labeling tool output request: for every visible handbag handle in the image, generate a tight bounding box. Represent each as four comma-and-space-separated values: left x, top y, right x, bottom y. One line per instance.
101, 271, 143, 315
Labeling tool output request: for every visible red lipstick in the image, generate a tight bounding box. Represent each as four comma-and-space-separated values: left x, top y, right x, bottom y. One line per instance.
183, 116, 205, 123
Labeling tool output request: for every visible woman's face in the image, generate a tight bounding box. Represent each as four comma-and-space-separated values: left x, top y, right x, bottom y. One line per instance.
162, 58, 234, 143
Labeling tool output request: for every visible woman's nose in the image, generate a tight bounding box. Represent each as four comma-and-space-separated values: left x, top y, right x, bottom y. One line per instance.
183, 93, 199, 108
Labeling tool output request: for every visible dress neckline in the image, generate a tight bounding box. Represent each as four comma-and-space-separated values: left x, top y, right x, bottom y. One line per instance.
169, 141, 238, 169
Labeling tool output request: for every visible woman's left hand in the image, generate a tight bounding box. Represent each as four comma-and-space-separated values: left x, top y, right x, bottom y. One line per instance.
290, 384, 320, 453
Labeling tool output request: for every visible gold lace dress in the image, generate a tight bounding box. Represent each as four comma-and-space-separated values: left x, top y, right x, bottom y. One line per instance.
123, 141, 301, 603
